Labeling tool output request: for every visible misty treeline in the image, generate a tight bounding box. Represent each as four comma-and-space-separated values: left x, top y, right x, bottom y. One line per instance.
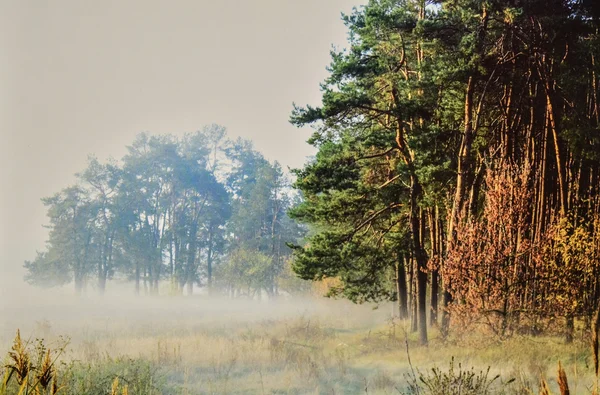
24, 125, 307, 298
289, 0, 600, 344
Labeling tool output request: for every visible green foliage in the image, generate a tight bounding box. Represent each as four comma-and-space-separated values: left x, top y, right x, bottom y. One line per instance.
63, 357, 166, 395
291, 0, 600, 342
0, 331, 167, 395
216, 249, 274, 294
24, 125, 306, 298
224, 139, 305, 297
24, 251, 71, 288
276, 257, 312, 295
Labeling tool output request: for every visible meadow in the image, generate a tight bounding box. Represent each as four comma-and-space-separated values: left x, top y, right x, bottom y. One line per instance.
0, 288, 594, 394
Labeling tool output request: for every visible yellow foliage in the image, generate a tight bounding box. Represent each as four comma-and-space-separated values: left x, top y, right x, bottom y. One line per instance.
311, 277, 342, 297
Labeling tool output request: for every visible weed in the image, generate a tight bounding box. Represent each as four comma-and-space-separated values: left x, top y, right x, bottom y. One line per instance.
404, 358, 501, 395
1, 330, 67, 395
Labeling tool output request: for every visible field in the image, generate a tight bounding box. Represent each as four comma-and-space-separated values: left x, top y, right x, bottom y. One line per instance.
0, 287, 594, 394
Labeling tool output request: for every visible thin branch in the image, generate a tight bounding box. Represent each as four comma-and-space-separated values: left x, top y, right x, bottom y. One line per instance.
377, 174, 401, 189
358, 147, 396, 160
349, 203, 403, 239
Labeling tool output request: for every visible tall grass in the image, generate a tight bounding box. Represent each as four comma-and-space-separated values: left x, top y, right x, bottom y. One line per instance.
1, 330, 64, 395
1, 302, 599, 394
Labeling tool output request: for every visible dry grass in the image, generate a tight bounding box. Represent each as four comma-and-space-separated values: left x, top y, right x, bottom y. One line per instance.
110, 377, 128, 395
6, 330, 30, 386
1, 296, 599, 394
1, 330, 65, 395
557, 361, 569, 395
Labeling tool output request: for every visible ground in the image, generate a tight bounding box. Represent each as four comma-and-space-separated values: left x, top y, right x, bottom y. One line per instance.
0, 289, 593, 394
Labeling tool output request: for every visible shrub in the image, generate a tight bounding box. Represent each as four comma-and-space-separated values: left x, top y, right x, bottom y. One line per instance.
404, 358, 503, 395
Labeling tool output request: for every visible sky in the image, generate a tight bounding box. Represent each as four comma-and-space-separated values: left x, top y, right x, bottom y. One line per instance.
0, 0, 365, 285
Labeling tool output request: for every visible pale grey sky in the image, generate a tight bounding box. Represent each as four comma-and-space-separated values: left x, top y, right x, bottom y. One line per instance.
0, 0, 365, 283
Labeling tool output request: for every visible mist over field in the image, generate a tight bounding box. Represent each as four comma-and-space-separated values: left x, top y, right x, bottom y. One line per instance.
4, 0, 600, 394
0, 284, 385, 349
0, 0, 359, 286
0, 288, 371, 349
0, 285, 591, 394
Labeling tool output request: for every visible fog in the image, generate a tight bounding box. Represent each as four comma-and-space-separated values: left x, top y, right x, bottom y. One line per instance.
0, 285, 389, 347
2, 2, 592, 394
0, 0, 363, 293
1, 3, 396, 390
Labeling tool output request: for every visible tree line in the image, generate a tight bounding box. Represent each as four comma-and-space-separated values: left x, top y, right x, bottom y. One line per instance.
25, 125, 306, 297
24, 0, 600, 346
290, 0, 600, 344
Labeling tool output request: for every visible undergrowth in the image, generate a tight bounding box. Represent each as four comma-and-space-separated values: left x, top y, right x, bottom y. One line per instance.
1, 312, 598, 394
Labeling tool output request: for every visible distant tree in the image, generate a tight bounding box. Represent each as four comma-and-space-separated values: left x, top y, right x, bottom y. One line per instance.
76, 157, 122, 294
25, 186, 95, 293
24, 126, 303, 298
119, 133, 179, 294
223, 139, 305, 298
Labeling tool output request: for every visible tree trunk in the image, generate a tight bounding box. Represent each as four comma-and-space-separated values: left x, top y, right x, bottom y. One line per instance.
428, 207, 440, 327
409, 256, 418, 333
565, 314, 574, 344
98, 248, 107, 296
444, 76, 477, 338
410, 179, 428, 345
143, 267, 148, 295
74, 271, 84, 295
207, 229, 214, 293
135, 261, 140, 295
396, 256, 409, 319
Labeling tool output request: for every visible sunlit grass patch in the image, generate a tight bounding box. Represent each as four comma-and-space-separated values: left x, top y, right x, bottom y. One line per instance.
2, 299, 599, 394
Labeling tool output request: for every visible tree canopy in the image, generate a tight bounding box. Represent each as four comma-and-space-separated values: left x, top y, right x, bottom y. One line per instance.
290, 0, 600, 344
25, 125, 306, 299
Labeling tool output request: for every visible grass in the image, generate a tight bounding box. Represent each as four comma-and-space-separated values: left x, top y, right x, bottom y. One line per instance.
0, 295, 597, 394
